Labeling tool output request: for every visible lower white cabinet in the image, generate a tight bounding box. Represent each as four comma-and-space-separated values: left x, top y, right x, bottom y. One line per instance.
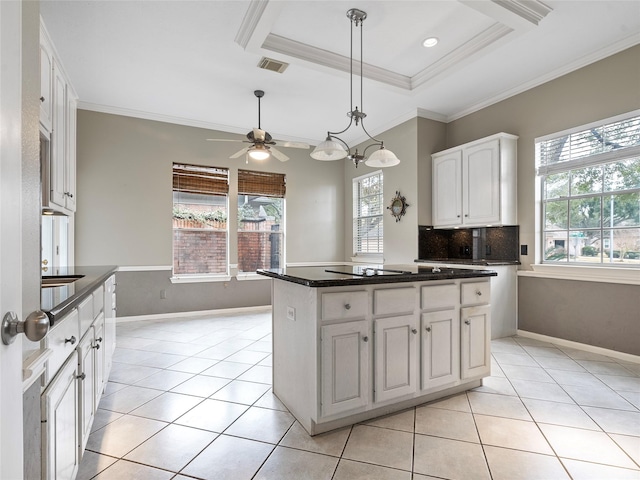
374, 315, 418, 403
41, 351, 80, 480
42, 278, 115, 480
461, 305, 491, 379
421, 309, 460, 390
320, 320, 369, 417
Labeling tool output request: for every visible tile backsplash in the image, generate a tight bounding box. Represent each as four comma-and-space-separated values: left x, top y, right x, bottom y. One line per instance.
418, 225, 519, 262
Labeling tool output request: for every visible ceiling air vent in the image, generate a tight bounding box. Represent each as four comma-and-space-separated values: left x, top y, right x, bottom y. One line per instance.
258, 57, 289, 74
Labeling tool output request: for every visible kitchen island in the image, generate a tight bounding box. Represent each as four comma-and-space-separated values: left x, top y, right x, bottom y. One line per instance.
257, 265, 496, 435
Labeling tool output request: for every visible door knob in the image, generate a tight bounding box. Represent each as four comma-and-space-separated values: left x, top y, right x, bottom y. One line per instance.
1, 310, 50, 345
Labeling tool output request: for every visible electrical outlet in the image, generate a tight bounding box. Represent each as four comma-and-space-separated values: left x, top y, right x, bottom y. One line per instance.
521, 244, 528, 255
287, 306, 296, 321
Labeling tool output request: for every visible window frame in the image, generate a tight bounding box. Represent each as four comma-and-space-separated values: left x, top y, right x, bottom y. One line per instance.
535, 111, 640, 269
171, 163, 230, 281
352, 170, 384, 260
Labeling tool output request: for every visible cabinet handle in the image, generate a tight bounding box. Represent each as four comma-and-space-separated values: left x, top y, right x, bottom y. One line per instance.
92, 343, 101, 350
76, 373, 86, 380
64, 191, 74, 198
476, 290, 482, 296
64, 336, 76, 345
362, 335, 368, 342
411, 328, 418, 334
464, 320, 471, 325
344, 303, 351, 310
425, 326, 431, 332
465, 214, 469, 217
96, 337, 103, 343
457, 215, 461, 218
40, 96, 45, 102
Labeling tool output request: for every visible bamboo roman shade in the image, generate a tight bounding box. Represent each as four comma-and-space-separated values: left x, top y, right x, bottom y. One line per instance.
238, 169, 286, 197
173, 163, 229, 195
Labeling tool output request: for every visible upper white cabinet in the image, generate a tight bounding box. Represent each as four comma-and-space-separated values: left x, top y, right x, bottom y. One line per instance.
432, 133, 518, 228
41, 23, 77, 213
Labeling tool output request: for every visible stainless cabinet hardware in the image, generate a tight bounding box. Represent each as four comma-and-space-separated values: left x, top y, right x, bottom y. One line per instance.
425, 326, 431, 332
96, 337, 103, 343
1, 310, 50, 345
64, 336, 76, 345
76, 373, 86, 380
40, 96, 45, 102
412, 328, 418, 334
92, 343, 100, 350
345, 303, 351, 310
464, 320, 471, 325
476, 290, 482, 296
362, 336, 368, 342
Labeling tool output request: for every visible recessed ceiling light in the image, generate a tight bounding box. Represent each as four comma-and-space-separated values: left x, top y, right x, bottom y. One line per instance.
422, 37, 439, 48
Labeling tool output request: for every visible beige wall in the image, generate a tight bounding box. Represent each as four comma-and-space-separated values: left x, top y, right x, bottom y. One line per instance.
445, 44, 640, 270
76, 110, 345, 267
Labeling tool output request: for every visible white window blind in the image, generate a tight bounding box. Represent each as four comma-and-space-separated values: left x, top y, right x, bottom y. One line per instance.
353, 171, 383, 255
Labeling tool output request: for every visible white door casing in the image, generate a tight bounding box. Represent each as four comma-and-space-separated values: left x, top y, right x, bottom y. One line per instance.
0, 1, 26, 478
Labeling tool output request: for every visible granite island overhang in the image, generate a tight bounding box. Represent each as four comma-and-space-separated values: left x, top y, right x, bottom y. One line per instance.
257, 265, 496, 435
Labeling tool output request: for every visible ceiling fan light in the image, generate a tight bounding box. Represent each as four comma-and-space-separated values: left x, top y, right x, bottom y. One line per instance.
310, 138, 348, 161
248, 145, 270, 160
365, 147, 400, 168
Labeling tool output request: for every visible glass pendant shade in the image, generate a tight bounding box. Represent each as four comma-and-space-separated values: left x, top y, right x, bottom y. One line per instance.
248, 145, 270, 160
310, 138, 348, 160
365, 146, 400, 168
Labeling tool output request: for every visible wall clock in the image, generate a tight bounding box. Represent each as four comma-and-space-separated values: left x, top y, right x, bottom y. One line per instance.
387, 191, 409, 222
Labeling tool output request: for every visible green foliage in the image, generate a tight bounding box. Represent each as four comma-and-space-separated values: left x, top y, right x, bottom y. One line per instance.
173, 206, 227, 226
581, 246, 598, 256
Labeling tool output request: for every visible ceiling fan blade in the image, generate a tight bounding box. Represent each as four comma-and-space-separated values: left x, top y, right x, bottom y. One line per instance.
230, 147, 249, 159
206, 138, 243, 143
253, 128, 267, 142
271, 147, 289, 162
276, 140, 310, 149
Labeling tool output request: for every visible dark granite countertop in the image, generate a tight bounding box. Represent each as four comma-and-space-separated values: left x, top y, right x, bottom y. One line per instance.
41, 265, 117, 325
415, 258, 520, 266
257, 264, 496, 287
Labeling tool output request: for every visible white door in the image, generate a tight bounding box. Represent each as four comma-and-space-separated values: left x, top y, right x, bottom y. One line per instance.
320, 321, 369, 418
421, 310, 460, 390
463, 139, 500, 225
0, 1, 26, 477
432, 151, 462, 227
374, 315, 418, 403
461, 305, 491, 380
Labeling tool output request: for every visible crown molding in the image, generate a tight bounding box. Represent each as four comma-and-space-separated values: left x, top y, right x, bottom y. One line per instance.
493, 0, 553, 26
234, 0, 268, 49
412, 23, 513, 89
262, 33, 411, 90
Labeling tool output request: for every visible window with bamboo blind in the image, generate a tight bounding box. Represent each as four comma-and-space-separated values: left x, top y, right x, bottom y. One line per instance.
237, 169, 285, 273
172, 163, 229, 276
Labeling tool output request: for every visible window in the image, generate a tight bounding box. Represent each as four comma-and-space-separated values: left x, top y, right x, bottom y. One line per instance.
172, 163, 229, 276
353, 171, 384, 256
237, 169, 285, 273
537, 113, 640, 266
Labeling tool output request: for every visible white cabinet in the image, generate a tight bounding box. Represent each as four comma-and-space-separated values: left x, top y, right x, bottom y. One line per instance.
41, 25, 77, 213
41, 351, 80, 480
421, 310, 460, 390
432, 133, 517, 228
461, 305, 491, 380
40, 33, 53, 131
320, 320, 369, 417
374, 315, 418, 403
77, 329, 95, 453
103, 275, 117, 380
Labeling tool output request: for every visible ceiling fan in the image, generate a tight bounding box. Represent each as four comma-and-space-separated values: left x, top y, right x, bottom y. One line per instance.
207, 90, 309, 162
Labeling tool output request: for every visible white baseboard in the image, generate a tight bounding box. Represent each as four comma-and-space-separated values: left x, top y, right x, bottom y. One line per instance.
116, 305, 271, 324
517, 329, 640, 364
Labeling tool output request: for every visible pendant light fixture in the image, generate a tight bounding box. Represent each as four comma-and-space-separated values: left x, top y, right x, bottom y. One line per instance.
310, 8, 400, 168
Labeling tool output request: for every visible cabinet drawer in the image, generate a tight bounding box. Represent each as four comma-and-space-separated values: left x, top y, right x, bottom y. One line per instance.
373, 287, 415, 316
461, 282, 490, 305
92, 285, 104, 318
78, 295, 94, 337
421, 284, 458, 310
322, 291, 368, 321
45, 308, 80, 384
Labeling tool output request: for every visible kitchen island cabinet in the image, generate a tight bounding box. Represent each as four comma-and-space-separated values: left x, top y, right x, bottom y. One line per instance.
258, 265, 495, 435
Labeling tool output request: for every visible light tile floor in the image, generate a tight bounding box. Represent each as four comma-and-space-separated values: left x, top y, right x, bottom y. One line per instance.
78, 309, 640, 480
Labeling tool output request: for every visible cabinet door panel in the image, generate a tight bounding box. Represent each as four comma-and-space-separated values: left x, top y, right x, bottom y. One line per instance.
321, 321, 369, 417
461, 305, 491, 380
463, 140, 500, 225
40, 41, 53, 130
374, 315, 417, 403
421, 283, 457, 310
421, 310, 460, 390
50, 65, 67, 208
42, 352, 79, 480
78, 329, 95, 453
433, 152, 462, 227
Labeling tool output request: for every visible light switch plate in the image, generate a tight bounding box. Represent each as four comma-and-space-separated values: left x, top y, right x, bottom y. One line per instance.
287, 306, 296, 321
